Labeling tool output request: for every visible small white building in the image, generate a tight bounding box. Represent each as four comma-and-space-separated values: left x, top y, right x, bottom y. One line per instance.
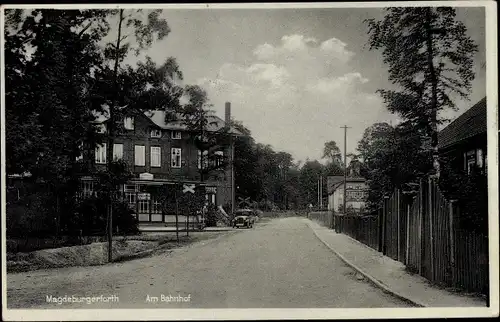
327, 160, 368, 214
328, 177, 368, 214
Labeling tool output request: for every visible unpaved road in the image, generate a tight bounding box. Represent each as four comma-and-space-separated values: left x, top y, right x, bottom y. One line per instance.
7, 217, 411, 308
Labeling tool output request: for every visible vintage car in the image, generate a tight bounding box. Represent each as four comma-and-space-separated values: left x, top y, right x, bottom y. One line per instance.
231, 209, 257, 228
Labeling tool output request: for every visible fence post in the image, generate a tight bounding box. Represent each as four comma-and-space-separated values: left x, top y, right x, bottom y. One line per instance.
382, 195, 389, 255
406, 203, 410, 266
449, 200, 456, 288
397, 189, 401, 262
418, 178, 424, 275
378, 208, 382, 252
428, 176, 435, 282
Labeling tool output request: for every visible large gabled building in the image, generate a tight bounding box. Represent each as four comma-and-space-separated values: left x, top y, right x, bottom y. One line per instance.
81, 102, 243, 223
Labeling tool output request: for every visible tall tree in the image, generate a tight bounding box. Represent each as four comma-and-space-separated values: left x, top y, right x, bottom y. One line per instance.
181, 85, 231, 182
366, 7, 477, 178
357, 122, 432, 211
299, 160, 324, 208
233, 121, 261, 202
322, 140, 343, 166
100, 9, 172, 260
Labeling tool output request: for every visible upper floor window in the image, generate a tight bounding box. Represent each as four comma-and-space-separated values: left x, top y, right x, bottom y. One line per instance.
95, 143, 107, 164
113, 143, 123, 161
151, 129, 162, 138
171, 131, 181, 140
198, 150, 208, 169
76, 142, 84, 161
171, 148, 182, 168
135, 145, 145, 166
151, 146, 161, 167
214, 151, 224, 167
124, 117, 135, 130
96, 124, 106, 134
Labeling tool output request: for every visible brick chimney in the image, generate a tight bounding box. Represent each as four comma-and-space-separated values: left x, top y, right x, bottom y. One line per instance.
225, 102, 231, 126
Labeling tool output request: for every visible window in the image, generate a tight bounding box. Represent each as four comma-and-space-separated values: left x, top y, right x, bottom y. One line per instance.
151, 129, 162, 138
113, 143, 123, 160
76, 142, 83, 161
82, 181, 94, 198
466, 149, 477, 175
95, 143, 107, 164
198, 150, 208, 169
214, 151, 224, 167
477, 148, 484, 168
135, 145, 146, 166
151, 146, 161, 167
96, 124, 106, 134
152, 199, 162, 214
138, 199, 150, 214
124, 184, 137, 211
126, 192, 136, 210
124, 117, 134, 130
171, 148, 182, 168
171, 131, 181, 139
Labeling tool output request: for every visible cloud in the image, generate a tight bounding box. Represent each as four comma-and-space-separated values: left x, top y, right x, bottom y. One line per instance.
198, 34, 394, 161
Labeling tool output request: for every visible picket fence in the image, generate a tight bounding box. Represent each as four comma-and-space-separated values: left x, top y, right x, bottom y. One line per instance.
330, 177, 489, 296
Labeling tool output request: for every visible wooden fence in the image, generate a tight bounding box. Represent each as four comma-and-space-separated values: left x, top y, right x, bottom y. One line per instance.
335, 215, 379, 250
331, 176, 489, 296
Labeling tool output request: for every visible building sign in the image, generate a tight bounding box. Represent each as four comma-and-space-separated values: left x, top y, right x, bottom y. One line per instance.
183, 184, 195, 194
137, 193, 151, 200
346, 190, 368, 202
206, 187, 217, 194
139, 172, 154, 180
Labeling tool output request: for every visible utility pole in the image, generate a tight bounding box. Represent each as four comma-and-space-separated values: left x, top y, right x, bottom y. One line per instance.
316, 178, 319, 208
341, 125, 351, 214
320, 175, 323, 209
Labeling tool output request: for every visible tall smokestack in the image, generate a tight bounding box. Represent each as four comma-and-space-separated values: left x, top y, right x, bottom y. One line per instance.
225, 102, 231, 126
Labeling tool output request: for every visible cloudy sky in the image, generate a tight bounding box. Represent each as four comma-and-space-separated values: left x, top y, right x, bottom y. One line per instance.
122, 6, 486, 163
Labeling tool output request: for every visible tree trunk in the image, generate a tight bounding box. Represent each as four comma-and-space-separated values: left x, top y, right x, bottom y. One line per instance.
424, 7, 440, 178
107, 9, 125, 263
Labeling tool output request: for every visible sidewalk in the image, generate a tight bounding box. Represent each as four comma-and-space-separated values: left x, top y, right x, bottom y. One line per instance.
139, 225, 234, 232
306, 219, 487, 307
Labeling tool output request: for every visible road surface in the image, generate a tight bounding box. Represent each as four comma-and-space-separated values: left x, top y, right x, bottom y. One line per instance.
7, 217, 411, 308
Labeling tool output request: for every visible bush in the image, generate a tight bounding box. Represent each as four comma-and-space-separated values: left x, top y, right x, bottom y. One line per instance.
72, 197, 139, 236
6, 191, 55, 238
204, 204, 219, 227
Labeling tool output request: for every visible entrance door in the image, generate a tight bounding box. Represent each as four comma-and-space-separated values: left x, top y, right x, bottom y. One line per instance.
137, 192, 151, 222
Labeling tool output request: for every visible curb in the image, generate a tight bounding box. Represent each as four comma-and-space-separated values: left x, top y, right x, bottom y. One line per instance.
306, 221, 427, 308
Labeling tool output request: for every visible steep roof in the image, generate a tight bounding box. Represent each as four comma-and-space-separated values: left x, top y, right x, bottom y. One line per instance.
93, 106, 244, 136
144, 110, 243, 135
327, 175, 366, 194
438, 97, 487, 150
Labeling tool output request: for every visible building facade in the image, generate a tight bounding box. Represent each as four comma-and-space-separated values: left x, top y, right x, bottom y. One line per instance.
81, 102, 242, 223
327, 177, 368, 214
438, 97, 488, 176
327, 160, 368, 214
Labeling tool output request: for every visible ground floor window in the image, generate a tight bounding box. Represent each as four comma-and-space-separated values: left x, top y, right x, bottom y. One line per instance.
152, 199, 162, 214
464, 148, 486, 175
81, 180, 95, 198
126, 192, 136, 210
138, 198, 150, 213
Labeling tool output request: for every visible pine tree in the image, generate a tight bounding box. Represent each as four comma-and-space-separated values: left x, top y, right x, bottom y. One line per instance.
366, 7, 478, 178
